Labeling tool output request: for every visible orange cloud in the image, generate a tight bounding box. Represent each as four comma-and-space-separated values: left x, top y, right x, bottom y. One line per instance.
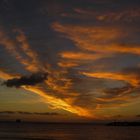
22, 86, 93, 118
0, 70, 15, 80
58, 61, 79, 68
97, 44, 140, 55
44, 69, 78, 98
60, 51, 105, 60
0, 30, 28, 66
0, 29, 43, 73
15, 30, 42, 72
82, 72, 139, 86
52, 22, 140, 56
52, 22, 121, 48
96, 95, 138, 103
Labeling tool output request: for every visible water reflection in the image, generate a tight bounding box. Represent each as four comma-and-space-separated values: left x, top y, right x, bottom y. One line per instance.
0, 123, 140, 140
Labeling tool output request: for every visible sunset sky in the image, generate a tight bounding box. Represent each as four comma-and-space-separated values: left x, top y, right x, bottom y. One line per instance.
0, 0, 140, 122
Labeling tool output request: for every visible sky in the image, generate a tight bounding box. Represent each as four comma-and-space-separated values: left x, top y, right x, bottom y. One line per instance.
0, 0, 140, 122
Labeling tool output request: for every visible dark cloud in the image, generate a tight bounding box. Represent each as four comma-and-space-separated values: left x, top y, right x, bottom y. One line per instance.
2, 72, 48, 88
0, 111, 60, 116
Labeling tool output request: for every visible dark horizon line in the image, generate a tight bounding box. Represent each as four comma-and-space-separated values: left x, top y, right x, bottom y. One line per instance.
0, 120, 140, 125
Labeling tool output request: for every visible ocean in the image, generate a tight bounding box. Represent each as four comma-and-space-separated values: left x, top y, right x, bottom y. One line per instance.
0, 122, 140, 140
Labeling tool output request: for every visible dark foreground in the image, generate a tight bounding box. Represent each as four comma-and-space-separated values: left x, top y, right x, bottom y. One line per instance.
0, 122, 140, 140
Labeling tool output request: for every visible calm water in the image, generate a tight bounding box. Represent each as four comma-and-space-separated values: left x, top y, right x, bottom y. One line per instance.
0, 122, 140, 140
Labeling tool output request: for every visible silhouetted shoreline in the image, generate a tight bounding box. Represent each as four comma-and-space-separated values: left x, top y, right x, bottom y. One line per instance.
0, 120, 140, 126
107, 121, 140, 126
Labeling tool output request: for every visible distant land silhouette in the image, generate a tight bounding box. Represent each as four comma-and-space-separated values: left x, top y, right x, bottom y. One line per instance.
107, 121, 140, 126
0, 120, 140, 126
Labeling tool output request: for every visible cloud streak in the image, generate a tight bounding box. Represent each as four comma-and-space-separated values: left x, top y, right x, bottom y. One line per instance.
52, 22, 140, 57
82, 72, 139, 86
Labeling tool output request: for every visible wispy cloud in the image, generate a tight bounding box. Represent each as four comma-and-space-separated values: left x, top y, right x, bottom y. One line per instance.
73, 8, 140, 22
82, 72, 139, 86
52, 22, 140, 56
